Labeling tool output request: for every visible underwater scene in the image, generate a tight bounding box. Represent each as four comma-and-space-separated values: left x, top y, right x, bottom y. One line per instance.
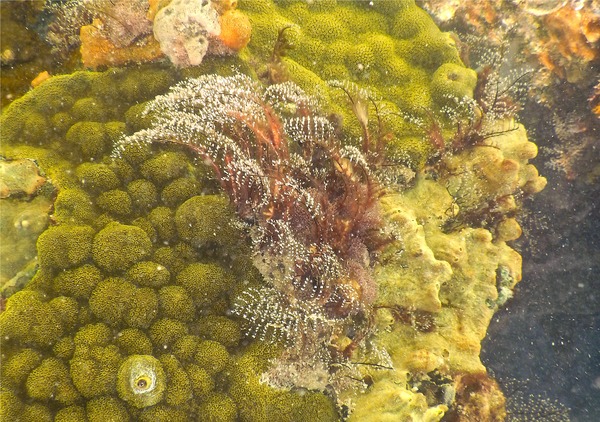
0, 0, 598, 421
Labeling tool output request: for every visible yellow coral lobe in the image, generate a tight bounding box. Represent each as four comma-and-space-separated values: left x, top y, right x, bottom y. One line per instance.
496, 218, 522, 242
218, 10, 252, 50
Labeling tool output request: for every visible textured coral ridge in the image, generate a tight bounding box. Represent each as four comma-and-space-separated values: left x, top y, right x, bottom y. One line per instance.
353, 122, 545, 421
0, 65, 338, 421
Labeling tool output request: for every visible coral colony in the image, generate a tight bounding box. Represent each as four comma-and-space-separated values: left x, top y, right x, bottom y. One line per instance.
115, 73, 391, 394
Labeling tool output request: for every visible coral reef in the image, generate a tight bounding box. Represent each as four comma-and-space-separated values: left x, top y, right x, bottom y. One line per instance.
0, 1, 548, 420
115, 73, 392, 397
113, 55, 545, 422
0, 64, 339, 421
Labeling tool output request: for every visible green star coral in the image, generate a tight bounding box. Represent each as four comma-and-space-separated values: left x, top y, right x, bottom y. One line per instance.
175, 263, 234, 307
53, 188, 98, 224
91, 223, 153, 272
116, 328, 154, 356
174, 195, 241, 249
75, 163, 121, 193
125, 261, 171, 288
37, 225, 95, 270
2, 348, 43, 387
54, 405, 87, 422
240, 0, 477, 164
0, 291, 67, 348
158, 285, 196, 321
86, 396, 129, 422
25, 357, 81, 404
95, 189, 133, 216
194, 315, 242, 347
127, 179, 159, 212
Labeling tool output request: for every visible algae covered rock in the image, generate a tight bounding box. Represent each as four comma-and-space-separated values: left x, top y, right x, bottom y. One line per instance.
0, 160, 53, 295
439, 122, 547, 232
0, 158, 47, 198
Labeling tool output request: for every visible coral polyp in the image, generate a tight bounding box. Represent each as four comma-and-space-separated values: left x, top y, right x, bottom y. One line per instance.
116, 354, 166, 408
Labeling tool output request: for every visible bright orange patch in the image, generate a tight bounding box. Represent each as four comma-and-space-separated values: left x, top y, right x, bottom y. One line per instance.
218, 10, 252, 51
31, 71, 51, 88
80, 19, 163, 70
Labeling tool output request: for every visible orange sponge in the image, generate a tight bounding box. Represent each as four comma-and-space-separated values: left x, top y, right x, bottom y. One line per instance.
218, 10, 251, 51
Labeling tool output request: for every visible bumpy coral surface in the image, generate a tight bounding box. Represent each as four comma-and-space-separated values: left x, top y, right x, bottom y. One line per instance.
352, 121, 544, 420
240, 0, 477, 165
0, 63, 340, 421
0, 1, 547, 420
